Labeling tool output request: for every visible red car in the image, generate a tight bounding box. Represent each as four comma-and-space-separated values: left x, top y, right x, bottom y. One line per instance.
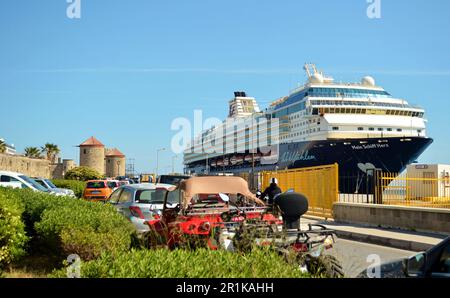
144, 176, 281, 249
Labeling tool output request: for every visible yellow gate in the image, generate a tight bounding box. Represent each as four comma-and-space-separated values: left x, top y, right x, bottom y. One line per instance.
376, 172, 450, 209
260, 163, 339, 218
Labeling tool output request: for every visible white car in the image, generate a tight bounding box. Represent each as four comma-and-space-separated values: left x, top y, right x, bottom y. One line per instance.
0, 170, 50, 193
108, 183, 177, 233
33, 177, 76, 197
106, 180, 121, 191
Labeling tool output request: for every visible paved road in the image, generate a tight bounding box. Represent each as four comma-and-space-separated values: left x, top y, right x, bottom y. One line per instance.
326, 238, 415, 277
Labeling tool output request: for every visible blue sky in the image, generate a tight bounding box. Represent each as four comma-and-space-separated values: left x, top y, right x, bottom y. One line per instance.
1, 0, 449, 173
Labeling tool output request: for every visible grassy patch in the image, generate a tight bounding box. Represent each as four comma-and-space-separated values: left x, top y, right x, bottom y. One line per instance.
50, 248, 310, 278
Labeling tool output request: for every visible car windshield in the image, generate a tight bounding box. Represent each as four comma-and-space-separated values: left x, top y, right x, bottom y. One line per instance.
190, 193, 232, 207
44, 179, 57, 189
86, 181, 106, 188
107, 181, 118, 188
159, 175, 190, 185
35, 179, 49, 189
135, 189, 167, 204
19, 175, 49, 192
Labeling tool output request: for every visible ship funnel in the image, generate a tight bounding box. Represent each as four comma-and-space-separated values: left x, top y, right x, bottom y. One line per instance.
234, 91, 247, 97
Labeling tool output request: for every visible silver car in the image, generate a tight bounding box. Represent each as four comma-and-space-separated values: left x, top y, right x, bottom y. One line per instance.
108, 183, 176, 233
33, 177, 76, 197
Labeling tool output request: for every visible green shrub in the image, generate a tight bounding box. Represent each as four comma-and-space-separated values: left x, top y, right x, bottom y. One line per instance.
51, 248, 310, 278
34, 199, 135, 260
0, 189, 28, 268
64, 166, 103, 181
6, 188, 69, 235
0, 187, 136, 264
51, 179, 85, 198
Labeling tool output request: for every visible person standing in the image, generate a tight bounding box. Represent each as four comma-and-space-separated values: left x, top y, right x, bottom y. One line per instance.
260, 177, 282, 206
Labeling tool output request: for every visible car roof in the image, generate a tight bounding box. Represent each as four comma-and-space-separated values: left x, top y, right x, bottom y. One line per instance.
0, 170, 24, 176
121, 183, 175, 190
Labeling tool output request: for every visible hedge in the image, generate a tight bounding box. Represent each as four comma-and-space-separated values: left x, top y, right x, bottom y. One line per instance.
51, 179, 85, 198
0, 189, 28, 268
0, 187, 136, 264
51, 248, 310, 278
34, 200, 136, 260
64, 166, 103, 181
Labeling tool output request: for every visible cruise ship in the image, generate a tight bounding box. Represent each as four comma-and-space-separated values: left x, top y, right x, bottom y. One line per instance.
183, 64, 433, 192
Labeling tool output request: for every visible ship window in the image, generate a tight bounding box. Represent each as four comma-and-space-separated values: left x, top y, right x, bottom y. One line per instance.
387, 128, 393, 131
358, 127, 364, 131
417, 130, 422, 133
378, 128, 383, 131
397, 128, 402, 132
332, 127, 339, 131
369, 127, 375, 131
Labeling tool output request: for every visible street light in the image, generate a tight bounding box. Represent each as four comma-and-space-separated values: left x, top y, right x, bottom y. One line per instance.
155, 147, 166, 184
171, 155, 178, 174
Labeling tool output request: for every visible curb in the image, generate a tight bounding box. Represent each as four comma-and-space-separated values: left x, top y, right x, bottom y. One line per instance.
332, 229, 435, 252
301, 216, 444, 251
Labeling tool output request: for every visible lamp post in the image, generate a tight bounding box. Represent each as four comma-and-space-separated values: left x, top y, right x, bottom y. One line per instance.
171, 155, 178, 174
155, 147, 166, 184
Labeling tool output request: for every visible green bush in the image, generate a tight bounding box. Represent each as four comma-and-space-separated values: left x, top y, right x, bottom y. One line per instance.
51, 179, 85, 198
51, 248, 310, 278
35, 201, 135, 260
0, 187, 136, 264
0, 189, 28, 268
64, 166, 103, 181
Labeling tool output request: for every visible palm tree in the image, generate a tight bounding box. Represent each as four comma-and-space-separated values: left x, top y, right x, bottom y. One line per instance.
24, 147, 42, 159
41, 143, 60, 163
0, 139, 6, 154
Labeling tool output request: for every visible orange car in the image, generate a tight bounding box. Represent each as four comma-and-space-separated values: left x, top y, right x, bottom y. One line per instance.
83, 180, 113, 202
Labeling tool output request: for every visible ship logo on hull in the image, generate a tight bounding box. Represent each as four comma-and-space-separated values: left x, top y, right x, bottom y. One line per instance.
281, 150, 316, 163
357, 162, 376, 174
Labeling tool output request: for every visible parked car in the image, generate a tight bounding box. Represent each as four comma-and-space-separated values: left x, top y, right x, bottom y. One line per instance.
0, 170, 49, 192
106, 180, 120, 191
108, 183, 176, 233
33, 177, 76, 197
158, 174, 191, 185
83, 180, 113, 202
117, 180, 130, 187
358, 236, 450, 278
